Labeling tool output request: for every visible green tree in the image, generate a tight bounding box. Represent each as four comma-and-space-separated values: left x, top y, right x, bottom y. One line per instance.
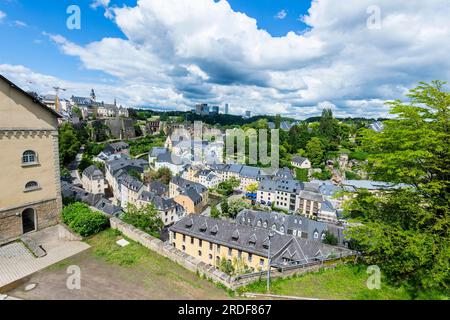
220, 198, 229, 216
323, 231, 338, 246
246, 183, 259, 194
306, 137, 325, 166
210, 206, 221, 219
121, 203, 164, 238
345, 81, 450, 294
59, 123, 81, 165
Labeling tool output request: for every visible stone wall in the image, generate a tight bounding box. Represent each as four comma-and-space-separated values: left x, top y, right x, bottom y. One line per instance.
0, 198, 59, 245
109, 217, 346, 291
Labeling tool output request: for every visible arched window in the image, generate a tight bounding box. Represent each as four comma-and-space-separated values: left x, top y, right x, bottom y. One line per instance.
22, 150, 37, 164
25, 181, 39, 191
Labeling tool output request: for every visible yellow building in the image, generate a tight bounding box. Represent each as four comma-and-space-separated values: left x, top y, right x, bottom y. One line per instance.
0, 75, 62, 244
170, 177, 208, 214
169, 215, 347, 272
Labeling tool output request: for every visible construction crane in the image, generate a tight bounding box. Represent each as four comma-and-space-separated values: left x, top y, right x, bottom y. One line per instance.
53, 86, 66, 113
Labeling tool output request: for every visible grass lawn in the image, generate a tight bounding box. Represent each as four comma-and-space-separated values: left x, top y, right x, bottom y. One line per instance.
237, 264, 447, 300
8, 228, 229, 300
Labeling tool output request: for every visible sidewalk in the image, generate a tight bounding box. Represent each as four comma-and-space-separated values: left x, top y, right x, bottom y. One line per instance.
0, 225, 90, 289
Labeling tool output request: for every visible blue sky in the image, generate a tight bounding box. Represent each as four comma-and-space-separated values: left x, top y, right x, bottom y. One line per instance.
0, 0, 310, 82
0, 0, 449, 118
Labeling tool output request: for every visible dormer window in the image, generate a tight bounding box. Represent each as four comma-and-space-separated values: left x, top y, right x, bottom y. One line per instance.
314, 231, 319, 239
210, 225, 218, 235
185, 219, 193, 228
257, 220, 262, 227
199, 222, 207, 232
232, 229, 240, 240
22, 150, 37, 165
263, 221, 268, 228
249, 234, 257, 246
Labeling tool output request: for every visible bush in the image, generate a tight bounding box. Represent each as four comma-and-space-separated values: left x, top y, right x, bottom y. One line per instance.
348, 151, 368, 161
345, 170, 362, 180
295, 168, 309, 182
62, 202, 109, 237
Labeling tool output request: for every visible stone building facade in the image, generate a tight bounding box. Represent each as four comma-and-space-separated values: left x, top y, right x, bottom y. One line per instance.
0, 75, 62, 244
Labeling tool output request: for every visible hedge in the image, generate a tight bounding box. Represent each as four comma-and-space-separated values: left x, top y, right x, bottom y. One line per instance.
62, 202, 109, 237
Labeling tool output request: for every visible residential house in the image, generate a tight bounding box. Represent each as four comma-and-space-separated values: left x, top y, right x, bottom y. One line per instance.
119, 173, 145, 209
137, 191, 185, 226
291, 156, 311, 169
170, 177, 208, 214
154, 151, 186, 175
0, 75, 62, 244
169, 215, 351, 271
81, 165, 106, 195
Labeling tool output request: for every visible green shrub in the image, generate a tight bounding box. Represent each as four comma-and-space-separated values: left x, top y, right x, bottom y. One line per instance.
62, 202, 109, 237
348, 151, 368, 161
295, 168, 309, 182
345, 170, 362, 180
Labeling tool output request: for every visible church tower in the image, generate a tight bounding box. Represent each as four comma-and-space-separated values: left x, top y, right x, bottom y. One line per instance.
90, 89, 96, 102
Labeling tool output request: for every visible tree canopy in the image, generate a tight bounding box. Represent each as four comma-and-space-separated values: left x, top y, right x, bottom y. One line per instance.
345, 81, 449, 295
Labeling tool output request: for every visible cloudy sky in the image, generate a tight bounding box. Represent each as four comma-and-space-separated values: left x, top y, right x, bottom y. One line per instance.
0, 0, 449, 118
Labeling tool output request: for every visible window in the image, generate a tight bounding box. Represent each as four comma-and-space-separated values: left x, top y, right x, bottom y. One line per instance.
24, 181, 39, 191
182, 245, 186, 251
280, 226, 285, 233
173, 233, 177, 240
321, 233, 326, 240
217, 244, 221, 253
228, 248, 232, 256
248, 253, 253, 263
257, 220, 262, 227
259, 259, 264, 266
22, 150, 37, 164
209, 254, 212, 260
238, 250, 242, 259
182, 234, 186, 242
191, 237, 194, 244
198, 250, 202, 257
314, 231, 319, 239
209, 243, 213, 251
199, 239, 202, 247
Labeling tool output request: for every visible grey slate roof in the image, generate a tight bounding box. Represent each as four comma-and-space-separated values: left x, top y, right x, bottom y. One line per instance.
258, 178, 303, 194
119, 173, 144, 192
93, 198, 123, 217
149, 147, 168, 158
104, 142, 129, 155
291, 156, 309, 165
236, 209, 346, 246
138, 191, 180, 211
298, 190, 324, 202
170, 215, 351, 266
148, 180, 168, 197
107, 158, 148, 176
156, 151, 184, 165
82, 165, 104, 180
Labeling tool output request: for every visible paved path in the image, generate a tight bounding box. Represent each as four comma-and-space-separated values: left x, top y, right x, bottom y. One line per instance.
0, 226, 90, 289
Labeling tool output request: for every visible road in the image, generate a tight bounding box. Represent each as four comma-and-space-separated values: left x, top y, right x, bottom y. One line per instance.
68, 149, 83, 186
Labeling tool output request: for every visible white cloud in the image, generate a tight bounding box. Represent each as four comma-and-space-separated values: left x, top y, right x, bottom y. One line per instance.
6, 0, 450, 118
90, 0, 110, 9
0, 10, 6, 22
275, 9, 287, 20
14, 20, 27, 27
